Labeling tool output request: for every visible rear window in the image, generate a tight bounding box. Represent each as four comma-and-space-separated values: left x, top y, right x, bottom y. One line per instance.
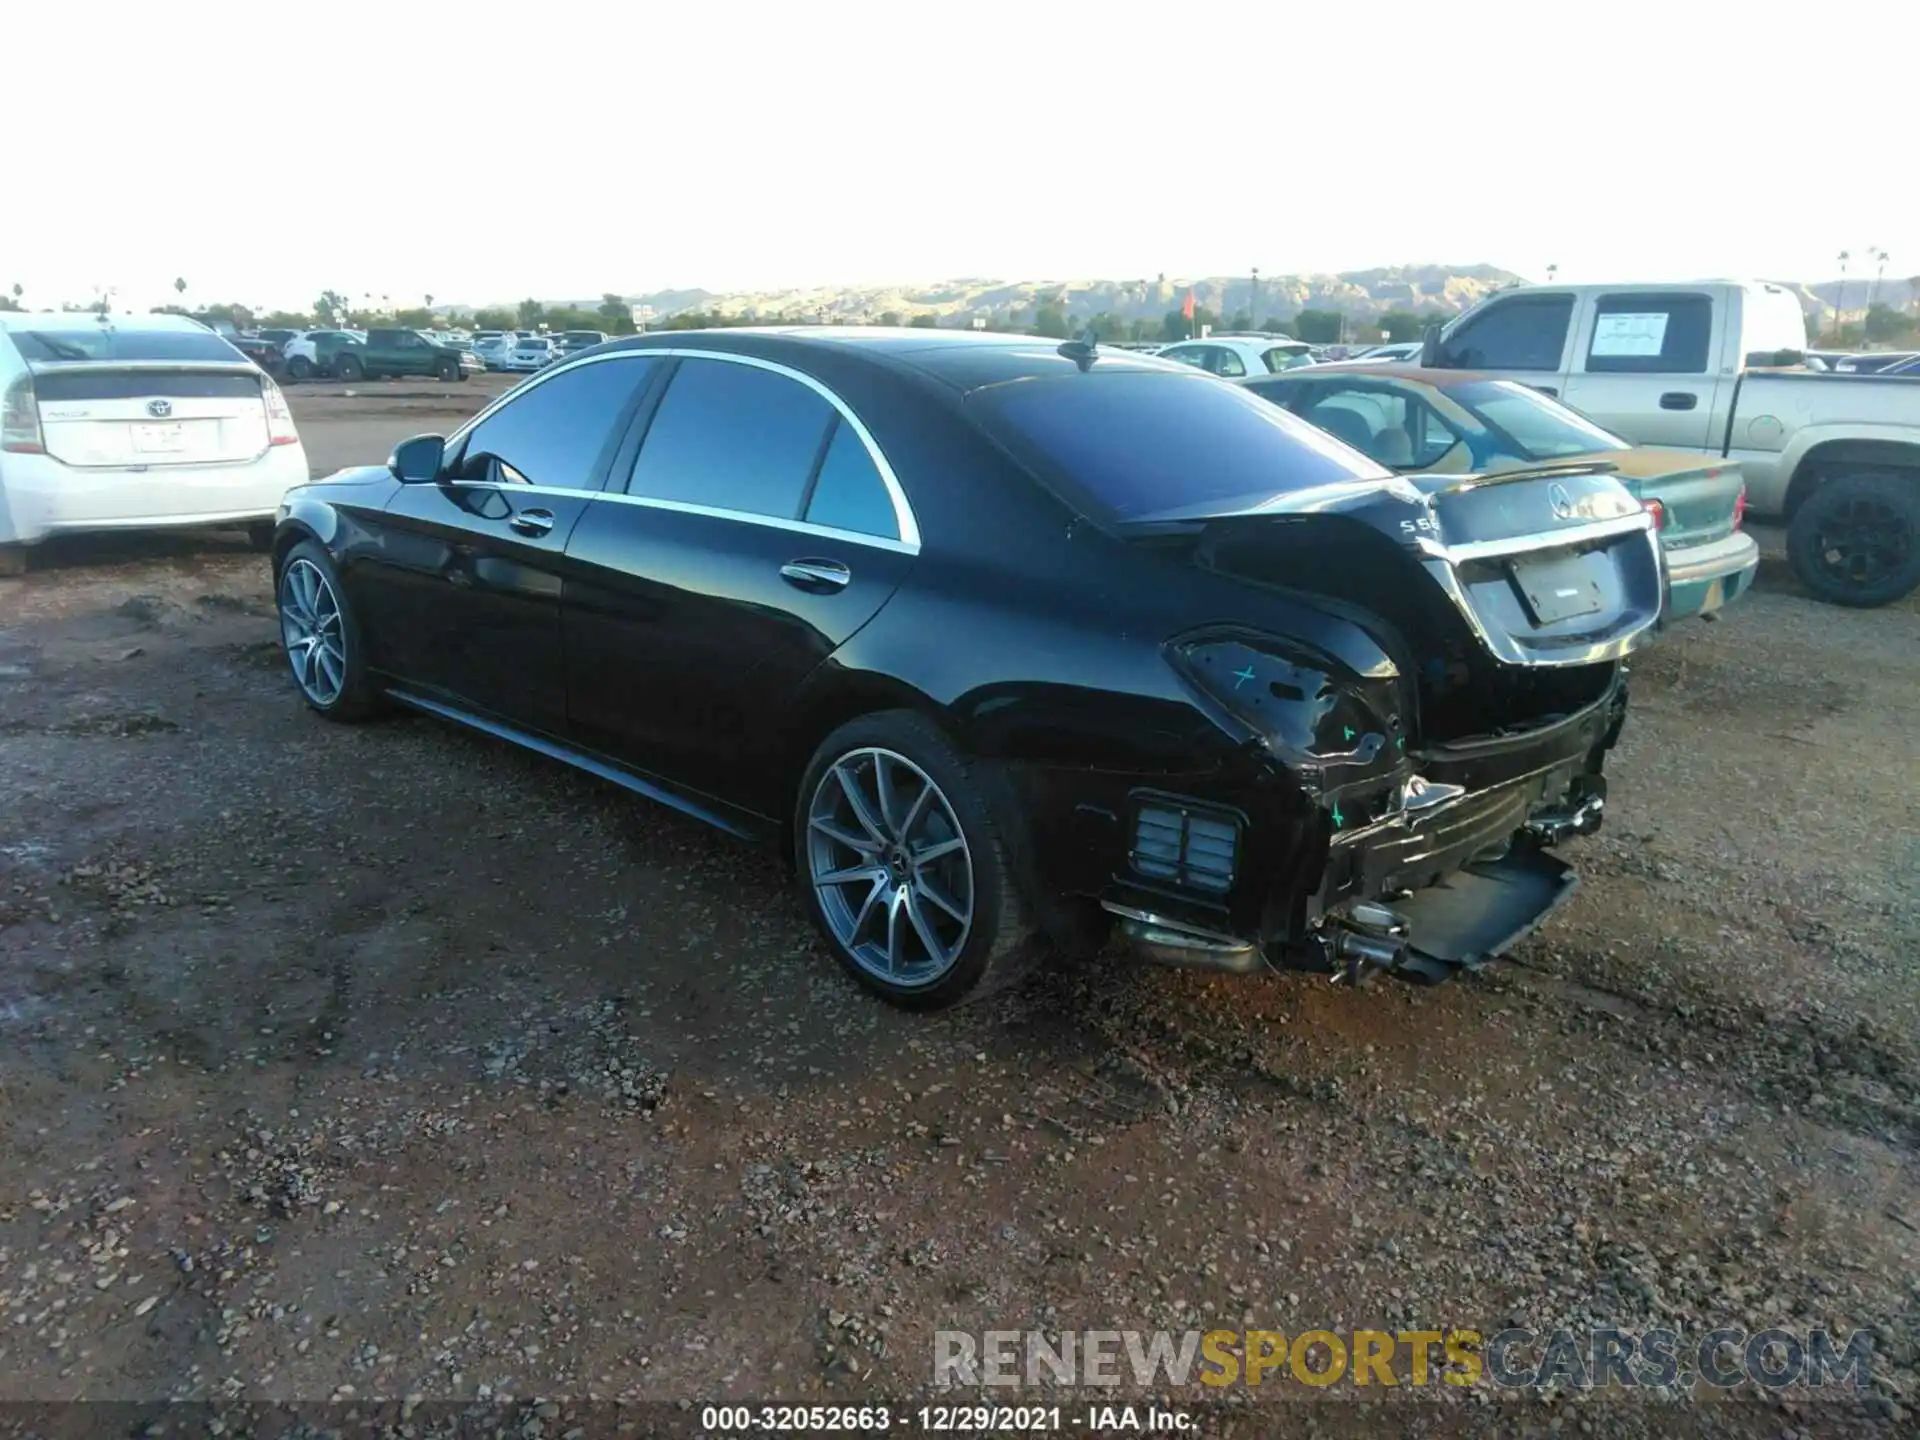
9, 327, 243, 364
1442, 379, 1626, 459
972, 371, 1390, 522
564, 332, 601, 343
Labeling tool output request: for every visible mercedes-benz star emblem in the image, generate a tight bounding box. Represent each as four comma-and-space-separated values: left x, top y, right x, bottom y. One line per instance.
146, 399, 173, 418
1547, 482, 1576, 520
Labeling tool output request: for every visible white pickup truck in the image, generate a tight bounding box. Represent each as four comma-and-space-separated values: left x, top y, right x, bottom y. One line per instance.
1423, 280, 1920, 607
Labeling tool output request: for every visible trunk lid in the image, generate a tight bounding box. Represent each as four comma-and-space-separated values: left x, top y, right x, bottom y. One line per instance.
29, 363, 271, 468
1577, 446, 1744, 547
1127, 466, 1663, 671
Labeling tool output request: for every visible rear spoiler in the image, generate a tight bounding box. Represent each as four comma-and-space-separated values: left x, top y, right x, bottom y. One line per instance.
26, 359, 263, 376
1428, 460, 1620, 497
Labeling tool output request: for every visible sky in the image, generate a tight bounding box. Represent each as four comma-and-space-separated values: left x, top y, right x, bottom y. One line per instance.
5, 0, 1911, 314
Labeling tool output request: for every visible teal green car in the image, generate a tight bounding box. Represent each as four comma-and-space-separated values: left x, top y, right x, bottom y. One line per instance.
1240, 365, 1758, 621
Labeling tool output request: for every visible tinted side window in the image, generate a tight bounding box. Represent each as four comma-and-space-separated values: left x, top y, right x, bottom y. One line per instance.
1210, 346, 1247, 377
1445, 297, 1573, 372
803, 419, 897, 540
1584, 293, 1712, 374
459, 356, 655, 487
627, 358, 835, 518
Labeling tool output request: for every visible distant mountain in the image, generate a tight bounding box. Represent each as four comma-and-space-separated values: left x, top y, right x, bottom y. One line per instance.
635, 265, 1528, 327
1792, 275, 1918, 319
450, 268, 1920, 329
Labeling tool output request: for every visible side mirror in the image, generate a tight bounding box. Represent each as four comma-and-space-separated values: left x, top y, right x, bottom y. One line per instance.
1419, 323, 1445, 370
388, 433, 446, 483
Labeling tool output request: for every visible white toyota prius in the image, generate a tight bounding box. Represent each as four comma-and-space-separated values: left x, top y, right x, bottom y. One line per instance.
0, 312, 310, 573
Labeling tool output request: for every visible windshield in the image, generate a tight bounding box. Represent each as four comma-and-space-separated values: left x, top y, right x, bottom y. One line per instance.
972, 371, 1389, 523
11, 327, 243, 363
1442, 379, 1626, 459
564, 332, 600, 343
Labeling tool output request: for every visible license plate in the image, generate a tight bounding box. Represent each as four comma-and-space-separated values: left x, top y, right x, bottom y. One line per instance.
131, 421, 188, 453
1510, 552, 1604, 625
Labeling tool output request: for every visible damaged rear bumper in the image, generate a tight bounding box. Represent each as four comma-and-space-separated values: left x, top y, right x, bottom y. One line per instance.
1088, 674, 1626, 985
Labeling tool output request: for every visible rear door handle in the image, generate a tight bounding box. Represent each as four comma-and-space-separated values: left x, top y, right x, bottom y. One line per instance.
508, 507, 556, 536
780, 559, 851, 592
1659, 391, 1698, 411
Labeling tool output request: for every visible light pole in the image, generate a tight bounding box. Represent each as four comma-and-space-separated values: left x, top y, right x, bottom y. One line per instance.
1250, 266, 1259, 329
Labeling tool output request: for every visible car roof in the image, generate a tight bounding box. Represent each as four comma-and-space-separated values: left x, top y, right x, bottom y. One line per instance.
1162, 334, 1303, 348
603, 326, 1194, 392
1243, 361, 1502, 385
0, 310, 214, 335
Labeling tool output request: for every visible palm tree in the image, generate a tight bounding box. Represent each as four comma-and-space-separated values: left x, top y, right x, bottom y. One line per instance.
1864, 247, 1890, 315
1833, 250, 1850, 343
173, 276, 187, 305
1546, 263, 1559, 283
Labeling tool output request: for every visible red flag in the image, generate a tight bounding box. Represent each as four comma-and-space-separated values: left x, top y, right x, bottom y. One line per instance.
1181, 289, 1196, 321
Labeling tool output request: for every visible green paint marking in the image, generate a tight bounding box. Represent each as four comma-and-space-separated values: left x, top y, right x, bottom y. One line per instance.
1343, 725, 1356, 742
1330, 802, 1345, 829
1232, 664, 1257, 690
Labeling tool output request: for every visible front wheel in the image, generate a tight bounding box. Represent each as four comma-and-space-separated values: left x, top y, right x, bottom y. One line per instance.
436, 356, 459, 382
277, 540, 382, 720
1787, 471, 1920, 608
286, 354, 313, 381
795, 711, 1042, 1010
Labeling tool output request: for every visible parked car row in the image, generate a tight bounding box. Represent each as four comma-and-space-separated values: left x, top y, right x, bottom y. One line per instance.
3, 302, 1909, 1016
279, 328, 481, 383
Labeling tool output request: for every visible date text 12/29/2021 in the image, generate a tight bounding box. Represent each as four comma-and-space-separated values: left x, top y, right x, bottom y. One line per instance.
700, 1404, 1194, 1432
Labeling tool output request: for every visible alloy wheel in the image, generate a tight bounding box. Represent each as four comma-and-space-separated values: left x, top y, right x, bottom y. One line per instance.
1811, 495, 1911, 589
806, 747, 975, 987
279, 558, 347, 706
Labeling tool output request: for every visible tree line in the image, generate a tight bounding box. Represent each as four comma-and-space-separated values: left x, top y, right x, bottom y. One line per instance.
0, 279, 1445, 345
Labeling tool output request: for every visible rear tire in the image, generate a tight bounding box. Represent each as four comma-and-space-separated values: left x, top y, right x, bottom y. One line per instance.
1787, 471, 1920, 608
333, 354, 363, 383
794, 711, 1043, 1010
286, 355, 313, 382
276, 540, 382, 721
0, 544, 26, 578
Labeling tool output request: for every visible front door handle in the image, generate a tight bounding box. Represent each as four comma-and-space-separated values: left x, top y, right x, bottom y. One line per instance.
1659, 391, 1698, 411
780, 559, 851, 592
508, 507, 556, 536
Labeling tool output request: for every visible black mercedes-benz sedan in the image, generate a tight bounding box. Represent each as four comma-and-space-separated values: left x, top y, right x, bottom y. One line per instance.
271, 328, 1663, 1009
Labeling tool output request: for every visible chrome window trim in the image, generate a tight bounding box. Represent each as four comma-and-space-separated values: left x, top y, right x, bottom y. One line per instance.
437, 480, 918, 555
447, 346, 921, 552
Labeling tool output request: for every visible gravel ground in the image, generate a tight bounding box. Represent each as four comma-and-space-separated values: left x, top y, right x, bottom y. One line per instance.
0, 386, 1915, 1435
